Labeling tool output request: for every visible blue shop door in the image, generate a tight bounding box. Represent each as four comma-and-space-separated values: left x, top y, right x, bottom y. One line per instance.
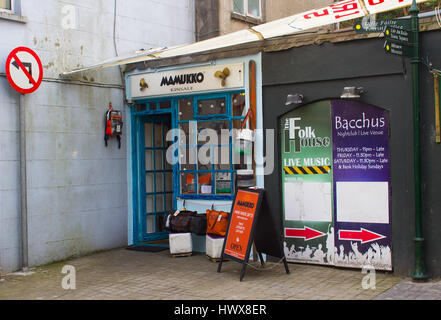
138, 115, 173, 242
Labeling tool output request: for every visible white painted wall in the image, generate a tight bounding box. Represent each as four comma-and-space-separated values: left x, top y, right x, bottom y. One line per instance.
0, 0, 195, 272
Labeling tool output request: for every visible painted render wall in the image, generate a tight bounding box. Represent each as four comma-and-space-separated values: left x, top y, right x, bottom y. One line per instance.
0, 0, 195, 272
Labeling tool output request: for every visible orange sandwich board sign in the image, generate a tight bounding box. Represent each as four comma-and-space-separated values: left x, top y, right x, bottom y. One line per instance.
217, 187, 290, 281
5, 47, 43, 94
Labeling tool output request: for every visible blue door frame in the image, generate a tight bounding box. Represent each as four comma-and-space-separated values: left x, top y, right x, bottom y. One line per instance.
133, 109, 174, 245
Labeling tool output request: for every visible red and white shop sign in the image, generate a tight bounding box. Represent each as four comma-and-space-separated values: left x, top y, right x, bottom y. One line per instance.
5, 47, 43, 94
278, 0, 428, 33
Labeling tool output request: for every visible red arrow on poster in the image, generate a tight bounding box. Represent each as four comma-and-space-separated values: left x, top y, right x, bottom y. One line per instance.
285, 227, 326, 241
338, 228, 386, 244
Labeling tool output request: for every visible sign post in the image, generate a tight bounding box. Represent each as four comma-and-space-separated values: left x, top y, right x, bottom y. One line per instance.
408, 0, 427, 281
5, 46, 43, 273
217, 188, 289, 281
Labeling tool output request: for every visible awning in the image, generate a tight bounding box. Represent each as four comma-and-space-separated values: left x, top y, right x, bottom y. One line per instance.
61, 0, 428, 77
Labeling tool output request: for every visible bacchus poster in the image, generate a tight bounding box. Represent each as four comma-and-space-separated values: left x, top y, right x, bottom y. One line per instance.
281, 100, 391, 271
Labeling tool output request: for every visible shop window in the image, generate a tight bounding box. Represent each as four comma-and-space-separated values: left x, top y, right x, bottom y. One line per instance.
0, 0, 26, 24
178, 92, 247, 199
0, 0, 12, 11
233, 0, 262, 19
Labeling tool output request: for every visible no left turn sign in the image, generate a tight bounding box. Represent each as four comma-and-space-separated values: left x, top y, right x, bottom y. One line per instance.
5, 47, 43, 94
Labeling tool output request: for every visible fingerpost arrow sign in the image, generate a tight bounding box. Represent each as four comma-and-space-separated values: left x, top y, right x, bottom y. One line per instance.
338, 228, 386, 244
5, 47, 43, 94
285, 227, 326, 241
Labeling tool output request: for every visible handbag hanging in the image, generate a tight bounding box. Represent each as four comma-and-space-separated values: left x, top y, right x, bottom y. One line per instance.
206, 209, 229, 237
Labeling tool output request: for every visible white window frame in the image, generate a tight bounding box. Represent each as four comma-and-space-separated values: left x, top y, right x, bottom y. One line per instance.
0, 0, 14, 13
233, 0, 262, 19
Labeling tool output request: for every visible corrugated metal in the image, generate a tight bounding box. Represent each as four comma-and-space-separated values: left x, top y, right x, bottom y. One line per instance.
61, 0, 428, 77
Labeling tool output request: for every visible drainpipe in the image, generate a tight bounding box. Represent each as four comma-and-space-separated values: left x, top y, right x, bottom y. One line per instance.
19, 93, 29, 273
410, 0, 427, 280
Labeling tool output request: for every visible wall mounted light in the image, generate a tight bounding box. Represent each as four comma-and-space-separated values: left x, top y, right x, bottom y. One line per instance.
285, 93, 304, 106
341, 87, 364, 99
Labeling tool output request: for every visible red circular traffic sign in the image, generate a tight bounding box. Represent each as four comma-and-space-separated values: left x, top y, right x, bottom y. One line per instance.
5, 47, 43, 94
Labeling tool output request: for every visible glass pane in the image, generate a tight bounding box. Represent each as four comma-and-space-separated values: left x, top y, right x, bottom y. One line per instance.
197, 98, 226, 116
214, 145, 230, 170
156, 195, 164, 212
148, 102, 157, 111
179, 121, 197, 146
146, 196, 154, 213
166, 193, 173, 211
232, 93, 246, 117
165, 154, 173, 170
159, 101, 172, 109
135, 104, 146, 112
156, 213, 165, 232
164, 122, 172, 149
233, 0, 244, 15
248, 0, 261, 17
198, 173, 213, 195
181, 172, 195, 194
145, 173, 154, 193
215, 172, 232, 195
179, 147, 196, 170
179, 122, 189, 145
154, 123, 163, 147
144, 123, 153, 147
155, 150, 163, 170
145, 150, 154, 171
155, 172, 164, 193
146, 215, 155, 234
178, 98, 193, 120
198, 120, 230, 143
197, 145, 212, 170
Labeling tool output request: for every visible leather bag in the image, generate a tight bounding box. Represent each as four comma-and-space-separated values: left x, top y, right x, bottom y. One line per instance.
206, 209, 229, 237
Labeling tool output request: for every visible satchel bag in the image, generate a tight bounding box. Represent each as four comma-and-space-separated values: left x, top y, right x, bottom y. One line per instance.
168, 210, 197, 233
206, 209, 229, 237
189, 213, 207, 236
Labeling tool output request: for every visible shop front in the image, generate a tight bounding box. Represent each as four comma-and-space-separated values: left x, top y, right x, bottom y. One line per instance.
125, 55, 263, 250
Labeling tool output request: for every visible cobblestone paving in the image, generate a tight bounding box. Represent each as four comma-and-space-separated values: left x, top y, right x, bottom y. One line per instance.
0, 248, 409, 300
375, 279, 441, 300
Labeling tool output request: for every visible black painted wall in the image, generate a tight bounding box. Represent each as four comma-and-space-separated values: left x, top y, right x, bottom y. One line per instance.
262, 30, 441, 277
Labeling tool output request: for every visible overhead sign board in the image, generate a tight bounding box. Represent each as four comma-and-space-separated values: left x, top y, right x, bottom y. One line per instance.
281, 0, 426, 35
353, 18, 411, 33
5, 47, 43, 94
129, 63, 244, 99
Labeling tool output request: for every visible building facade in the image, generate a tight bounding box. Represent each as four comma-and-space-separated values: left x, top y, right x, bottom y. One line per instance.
0, 0, 195, 272
195, 0, 334, 41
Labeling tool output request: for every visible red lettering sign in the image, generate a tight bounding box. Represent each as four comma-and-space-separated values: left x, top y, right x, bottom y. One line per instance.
224, 190, 260, 261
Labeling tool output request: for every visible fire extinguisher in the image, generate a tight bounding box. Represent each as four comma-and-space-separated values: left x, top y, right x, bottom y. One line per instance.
104, 102, 123, 149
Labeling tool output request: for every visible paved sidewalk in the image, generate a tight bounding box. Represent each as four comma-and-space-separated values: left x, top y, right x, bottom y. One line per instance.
0, 248, 427, 300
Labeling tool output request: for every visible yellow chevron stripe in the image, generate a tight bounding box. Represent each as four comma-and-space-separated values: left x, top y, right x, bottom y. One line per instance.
303, 167, 314, 175
312, 166, 323, 174
293, 167, 304, 175
284, 167, 294, 175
